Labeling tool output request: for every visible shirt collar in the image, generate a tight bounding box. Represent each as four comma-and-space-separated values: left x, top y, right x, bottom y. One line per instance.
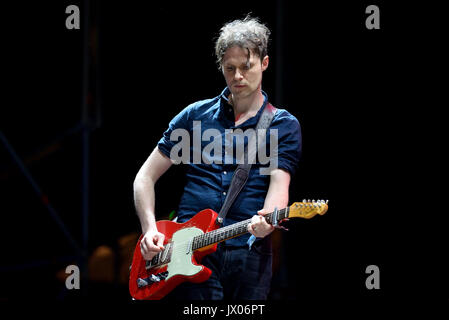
218, 87, 269, 128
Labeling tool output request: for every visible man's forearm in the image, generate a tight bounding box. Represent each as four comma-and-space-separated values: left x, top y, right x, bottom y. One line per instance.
133, 177, 158, 234
133, 147, 173, 235
263, 169, 290, 212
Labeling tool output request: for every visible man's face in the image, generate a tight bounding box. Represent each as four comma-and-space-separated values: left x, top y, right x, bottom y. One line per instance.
222, 46, 269, 100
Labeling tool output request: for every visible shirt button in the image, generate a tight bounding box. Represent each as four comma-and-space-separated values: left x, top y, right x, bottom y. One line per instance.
223, 171, 227, 175
223, 192, 227, 196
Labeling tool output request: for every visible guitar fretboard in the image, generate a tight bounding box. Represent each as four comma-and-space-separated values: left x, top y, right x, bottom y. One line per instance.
191, 207, 289, 250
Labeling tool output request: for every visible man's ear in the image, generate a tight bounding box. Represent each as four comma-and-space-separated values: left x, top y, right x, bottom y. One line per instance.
261, 55, 269, 71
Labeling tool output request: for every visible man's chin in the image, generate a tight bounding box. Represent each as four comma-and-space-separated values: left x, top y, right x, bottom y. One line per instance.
230, 89, 250, 99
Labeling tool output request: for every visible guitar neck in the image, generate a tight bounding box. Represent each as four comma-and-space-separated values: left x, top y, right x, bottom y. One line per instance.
191, 207, 290, 250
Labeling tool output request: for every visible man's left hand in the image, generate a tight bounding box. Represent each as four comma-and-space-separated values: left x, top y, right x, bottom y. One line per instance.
247, 209, 275, 238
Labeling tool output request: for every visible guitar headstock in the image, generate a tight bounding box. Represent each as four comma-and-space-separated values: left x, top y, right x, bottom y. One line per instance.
288, 199, 328, 219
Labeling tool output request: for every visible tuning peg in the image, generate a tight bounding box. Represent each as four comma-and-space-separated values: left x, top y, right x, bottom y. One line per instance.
325, 200, 329, 204
302, 199, 306, 203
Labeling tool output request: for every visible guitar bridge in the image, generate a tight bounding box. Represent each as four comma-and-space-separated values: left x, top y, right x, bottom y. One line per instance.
137, 271, 169, 288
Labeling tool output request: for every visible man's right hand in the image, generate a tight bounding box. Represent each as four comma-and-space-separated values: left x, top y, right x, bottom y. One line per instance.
140, 230, 165, 261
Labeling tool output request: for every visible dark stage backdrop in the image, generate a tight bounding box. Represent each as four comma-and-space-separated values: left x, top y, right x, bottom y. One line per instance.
0, 0, 444, 308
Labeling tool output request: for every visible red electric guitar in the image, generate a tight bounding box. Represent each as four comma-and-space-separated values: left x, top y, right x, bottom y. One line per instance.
129, 200, 328, 300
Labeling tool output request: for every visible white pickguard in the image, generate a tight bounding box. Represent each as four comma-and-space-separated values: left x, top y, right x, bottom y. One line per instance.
166, 227, 204, 280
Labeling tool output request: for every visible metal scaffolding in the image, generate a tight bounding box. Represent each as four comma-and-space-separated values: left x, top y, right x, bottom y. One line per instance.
0, 0, 101, 298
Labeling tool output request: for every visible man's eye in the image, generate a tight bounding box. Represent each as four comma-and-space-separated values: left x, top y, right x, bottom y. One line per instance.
226, 67, 234, 72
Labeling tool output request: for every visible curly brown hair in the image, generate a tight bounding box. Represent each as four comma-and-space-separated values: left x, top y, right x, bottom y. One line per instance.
214, 15, 271, 69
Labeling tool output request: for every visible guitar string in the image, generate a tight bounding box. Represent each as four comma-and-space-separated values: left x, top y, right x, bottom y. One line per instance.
154, 207, 292, 262
153, 219, 253, 263
148, 208, 290, 266
149, 206, 299, 267
148, 205, 321, 268
159, 210, 276, 256
148, 216, 262, 267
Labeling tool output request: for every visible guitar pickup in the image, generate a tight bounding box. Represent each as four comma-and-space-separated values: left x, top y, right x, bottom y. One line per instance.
137, 271, 169, 288
145, 243, 173, 270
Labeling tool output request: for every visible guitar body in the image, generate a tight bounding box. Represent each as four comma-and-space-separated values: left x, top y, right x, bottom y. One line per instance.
129, 209, 219, 300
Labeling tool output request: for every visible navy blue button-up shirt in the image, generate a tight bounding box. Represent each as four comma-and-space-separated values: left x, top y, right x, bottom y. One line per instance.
158, 88, 301, 246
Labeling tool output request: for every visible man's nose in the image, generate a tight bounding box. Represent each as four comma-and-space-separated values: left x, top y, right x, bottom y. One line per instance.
234, 69, 244, 81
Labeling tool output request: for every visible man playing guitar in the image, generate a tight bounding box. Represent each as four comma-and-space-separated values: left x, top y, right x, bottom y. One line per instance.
133, 15, 302, 300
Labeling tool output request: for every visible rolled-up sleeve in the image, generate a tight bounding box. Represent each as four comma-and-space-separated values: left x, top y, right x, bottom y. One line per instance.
273, 112, 302, 176
157, 105, 192, 159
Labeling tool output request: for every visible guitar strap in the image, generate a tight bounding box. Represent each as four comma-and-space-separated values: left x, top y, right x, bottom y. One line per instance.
216, 102, 277, 226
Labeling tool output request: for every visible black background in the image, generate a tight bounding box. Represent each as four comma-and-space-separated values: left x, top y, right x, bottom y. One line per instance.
0, 0, 446, 311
